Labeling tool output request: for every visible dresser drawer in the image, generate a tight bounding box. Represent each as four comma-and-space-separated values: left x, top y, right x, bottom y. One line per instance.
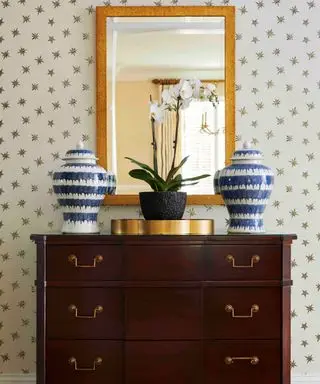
125, 341, 201, 384
204, 245, 282, 280
46, 245, 122, 281
46, 288, 123, 339
46, 340, 122, 384
124, 245, 202, 280
205, 340, 281, 384
125, 288, 201, 339
204, 287, 281, 339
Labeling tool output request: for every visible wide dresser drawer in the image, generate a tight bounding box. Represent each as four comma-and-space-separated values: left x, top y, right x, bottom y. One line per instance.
204, 287, 281, 339
46, 288, 123, 339
46, 340, 122, 384
204, 245, 282, 280
45, 245, 122, 281
205, 340, 281, 384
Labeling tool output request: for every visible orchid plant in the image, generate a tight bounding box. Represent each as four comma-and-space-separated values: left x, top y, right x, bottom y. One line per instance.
125, 79, 219, 192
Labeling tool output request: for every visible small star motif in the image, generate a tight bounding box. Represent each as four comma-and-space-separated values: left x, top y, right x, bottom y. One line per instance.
11, 28, 20, 37
307, 1, 315, 9
36, 5, 44, 14
18, 47, 27, 55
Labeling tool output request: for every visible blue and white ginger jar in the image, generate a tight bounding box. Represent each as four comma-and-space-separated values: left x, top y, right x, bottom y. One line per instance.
216, 141, 274, 233
53, 141, 116, 233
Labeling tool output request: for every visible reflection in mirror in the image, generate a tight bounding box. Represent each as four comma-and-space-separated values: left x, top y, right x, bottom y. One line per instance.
106, 16, 225, 195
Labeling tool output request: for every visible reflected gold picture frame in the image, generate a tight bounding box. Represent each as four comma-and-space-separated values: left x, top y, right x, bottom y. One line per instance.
96, 6, 235, 206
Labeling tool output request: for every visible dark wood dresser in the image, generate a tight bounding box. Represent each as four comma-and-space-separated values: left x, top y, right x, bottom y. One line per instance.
31, 233, 296, 384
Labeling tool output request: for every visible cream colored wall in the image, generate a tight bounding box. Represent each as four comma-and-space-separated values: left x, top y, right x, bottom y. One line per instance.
116, 81, 158, 193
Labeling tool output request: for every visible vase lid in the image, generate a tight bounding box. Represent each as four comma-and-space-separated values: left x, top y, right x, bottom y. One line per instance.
62, 140, 98, 161
231, 141, 263, 161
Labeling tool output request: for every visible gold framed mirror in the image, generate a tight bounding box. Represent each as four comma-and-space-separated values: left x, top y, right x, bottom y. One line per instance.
96, 6, 235, 206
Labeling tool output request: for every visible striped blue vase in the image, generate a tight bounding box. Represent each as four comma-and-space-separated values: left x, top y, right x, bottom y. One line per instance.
217, 141, 274, 234
53, 141, 116, 233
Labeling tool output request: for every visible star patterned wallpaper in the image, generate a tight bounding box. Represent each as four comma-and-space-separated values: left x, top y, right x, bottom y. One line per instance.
0, 0, 320, 376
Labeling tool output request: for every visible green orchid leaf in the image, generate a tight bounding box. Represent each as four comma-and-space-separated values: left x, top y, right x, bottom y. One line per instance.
165, 156, 189, 183
128, 169, 158, 191
128, 169, 166, 192
167, 174, 210, 191
180, 174, 211, 183
125, 157, 166, 185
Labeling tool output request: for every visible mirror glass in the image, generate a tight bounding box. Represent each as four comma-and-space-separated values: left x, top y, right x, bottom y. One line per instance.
106, 16, 225, 195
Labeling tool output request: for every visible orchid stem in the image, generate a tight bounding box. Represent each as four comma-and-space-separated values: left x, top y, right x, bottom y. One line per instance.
170, 98, 180, 171
151, 118, 158, 174
150, 94, 158, 174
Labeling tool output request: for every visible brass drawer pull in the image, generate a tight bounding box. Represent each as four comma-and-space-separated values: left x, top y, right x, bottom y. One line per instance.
68, 356, 102, 371
226, 254, 260, 268
68, 304, 103, 319
68, 254, 103, 268
225, 356, 259, 365
225, 304, 259, 318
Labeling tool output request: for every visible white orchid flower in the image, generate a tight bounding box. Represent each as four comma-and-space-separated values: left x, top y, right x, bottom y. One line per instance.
180, 98, 192, 110
149, 102, 164, 123
161, 89, 175, 105
205, 83, 216, 92
170, 83, 181, 98
179, 80, 193, 100
203, 87, 212, 98
191, 79, 202, 99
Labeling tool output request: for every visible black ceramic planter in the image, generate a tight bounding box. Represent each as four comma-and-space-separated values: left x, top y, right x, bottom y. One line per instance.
139, 191, 187, 220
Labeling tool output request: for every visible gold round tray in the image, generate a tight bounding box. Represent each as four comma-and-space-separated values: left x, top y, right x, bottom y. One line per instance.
111, 219, 214, 235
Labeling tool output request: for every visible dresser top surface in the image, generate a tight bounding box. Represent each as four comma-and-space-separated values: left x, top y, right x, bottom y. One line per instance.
30, 233, 297, 245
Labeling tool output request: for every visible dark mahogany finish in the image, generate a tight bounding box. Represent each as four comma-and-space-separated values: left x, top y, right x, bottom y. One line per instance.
46, 244, 123, 281
123, 244, 203, 280
204, 245, 282, 280
46, 340, 123, 384
204, 287, 281, 340
46, 287, 123, 339
205, 340, 281, 384
125, 288, 201, 339
125, 341, 202, 384
32, 233, 296, 384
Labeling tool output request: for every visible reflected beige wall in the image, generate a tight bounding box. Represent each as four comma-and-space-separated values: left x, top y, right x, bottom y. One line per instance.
116, 80, 158, 192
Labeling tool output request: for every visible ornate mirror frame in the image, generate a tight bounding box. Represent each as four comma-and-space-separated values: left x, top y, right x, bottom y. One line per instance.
96, 6, 235, 206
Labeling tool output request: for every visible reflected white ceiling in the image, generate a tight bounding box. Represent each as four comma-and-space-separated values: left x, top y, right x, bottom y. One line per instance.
107, 17, 225, 81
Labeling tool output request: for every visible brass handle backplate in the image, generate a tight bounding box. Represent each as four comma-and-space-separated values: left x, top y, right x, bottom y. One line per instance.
225, 304, 259, 318
68, 304, 103, 319
68, 357, 102, 371
225, 356, 259, 365
226, 254, 260, 268
68, 254, 103, 268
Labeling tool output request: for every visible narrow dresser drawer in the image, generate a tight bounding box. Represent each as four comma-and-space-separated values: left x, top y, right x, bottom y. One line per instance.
204, 287, 281, 339
46, 340, 122, 384
125, 288, 201, 339
204, 245, 282, 280
125, 341, 201, 384
46, 245, 122, 280
205, 340, 281, 384
46, 288, 123, 339
124, 245, 202, 280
